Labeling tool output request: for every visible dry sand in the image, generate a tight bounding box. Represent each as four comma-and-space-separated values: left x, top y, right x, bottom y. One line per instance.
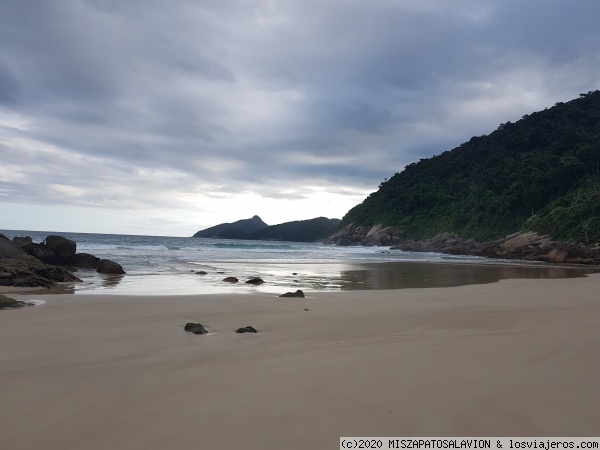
1, 274, 600, 449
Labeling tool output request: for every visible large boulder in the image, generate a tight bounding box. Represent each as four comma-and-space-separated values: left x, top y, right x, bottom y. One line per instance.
12, 236, 34, 253
184, 323, 208, 335
71, 253, 101, 269
96, 259, 126, 275
45, 235, 76, 261
0, 234, 39, 262
28, 243, 60, 264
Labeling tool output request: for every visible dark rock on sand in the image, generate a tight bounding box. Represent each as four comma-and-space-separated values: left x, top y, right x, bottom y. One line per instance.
17, 235, 77, 265
28, 243, 62, 264
96, 259, 126, 275
184, 323, 208, 335
279, 290, 305, 298
236, 326, 257, 333
223, 276, 239, 283
245, 277, 264, 285
0, 294, 33, 309
195, 271, 208, 275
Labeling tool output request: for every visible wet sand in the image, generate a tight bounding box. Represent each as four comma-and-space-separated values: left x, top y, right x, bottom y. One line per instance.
30, 259, 600, 296
1, 274, 600, 449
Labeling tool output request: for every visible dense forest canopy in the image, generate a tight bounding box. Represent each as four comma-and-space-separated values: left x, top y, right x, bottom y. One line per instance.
341, 91, 600, 243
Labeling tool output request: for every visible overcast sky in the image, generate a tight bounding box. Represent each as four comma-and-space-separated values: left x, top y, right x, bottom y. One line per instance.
1, 0, 599, 236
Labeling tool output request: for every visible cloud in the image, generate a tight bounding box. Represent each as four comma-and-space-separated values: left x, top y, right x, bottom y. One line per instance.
1, 0, 600, 234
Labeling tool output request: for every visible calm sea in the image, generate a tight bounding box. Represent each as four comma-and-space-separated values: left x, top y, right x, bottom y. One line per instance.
2, 230, 595, 295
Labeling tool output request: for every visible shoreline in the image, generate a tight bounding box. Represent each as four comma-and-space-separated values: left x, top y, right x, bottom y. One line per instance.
2, 258, 598, 297
2, 274, 600, 449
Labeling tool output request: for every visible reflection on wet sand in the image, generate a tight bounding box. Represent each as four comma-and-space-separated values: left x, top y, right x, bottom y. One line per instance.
39, 261, 600, 295
100, 274, 125, 288
338, 262, 600, 290
45, 272, 125, 294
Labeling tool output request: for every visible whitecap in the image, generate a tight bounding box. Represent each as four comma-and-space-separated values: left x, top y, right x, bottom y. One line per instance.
26, 299, 46, 306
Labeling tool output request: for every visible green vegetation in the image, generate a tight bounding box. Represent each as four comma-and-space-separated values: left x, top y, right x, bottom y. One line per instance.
341, 91, 600, 243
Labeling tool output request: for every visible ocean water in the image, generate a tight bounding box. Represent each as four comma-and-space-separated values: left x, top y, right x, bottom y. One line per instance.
2, 230, 596, 295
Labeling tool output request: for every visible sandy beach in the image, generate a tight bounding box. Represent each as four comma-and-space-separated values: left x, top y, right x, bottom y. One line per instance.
1, 274, 600, 449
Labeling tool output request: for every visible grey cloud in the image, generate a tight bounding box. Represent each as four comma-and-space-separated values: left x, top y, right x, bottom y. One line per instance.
1, 0, 600, 220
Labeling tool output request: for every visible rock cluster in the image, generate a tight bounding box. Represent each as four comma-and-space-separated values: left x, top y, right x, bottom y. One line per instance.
0, 233, 126, 288
326, 224, 406, 246
8, 234, 125, 274
391, 231, 600, 265
327, 224, 600, 265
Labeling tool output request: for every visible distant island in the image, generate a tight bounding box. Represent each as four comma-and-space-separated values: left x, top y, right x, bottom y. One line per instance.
193, 215, 268, 238
193, 216, 341, 242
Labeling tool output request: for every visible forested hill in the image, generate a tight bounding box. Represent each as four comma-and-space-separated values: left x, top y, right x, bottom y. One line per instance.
341, 91, 600, 243
194, 215, 340, 242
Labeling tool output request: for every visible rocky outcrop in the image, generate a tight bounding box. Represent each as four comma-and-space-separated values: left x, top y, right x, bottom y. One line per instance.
326, 224, 406, 246
245, 277, 264, 285
45, 235, 77, 261
95, 259, 126, 275
389, 233, 478, 254
0, 234, 39, 262
1, 235, 82, 288
223, 277, 239, 283
391, 232, 600, 265
10, 235, 126, 274
1, 234, 127, 288
15, 235, 77, 265
328, 224, 600, 265
11, 236, 34, 254
0, 259, 82, 288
